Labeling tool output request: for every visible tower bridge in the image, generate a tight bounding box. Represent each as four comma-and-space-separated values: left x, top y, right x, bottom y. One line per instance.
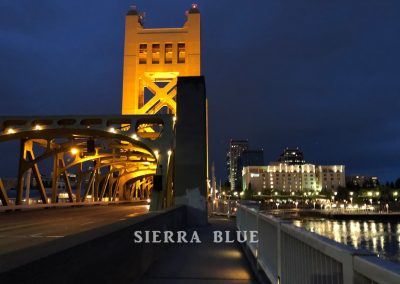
0, 4, 207, 215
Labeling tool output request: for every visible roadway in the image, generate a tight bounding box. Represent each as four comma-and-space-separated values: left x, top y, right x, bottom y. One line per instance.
0, 203, 149, 256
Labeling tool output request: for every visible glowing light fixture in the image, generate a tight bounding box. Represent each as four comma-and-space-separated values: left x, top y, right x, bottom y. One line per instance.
34, 125, 42, 130
154, 150, 159, 158
70, 148, 79, 155
167, 150, 172, 156
6, 128, 16, 134
109, 127, 116, 133
131, 134, 139, 140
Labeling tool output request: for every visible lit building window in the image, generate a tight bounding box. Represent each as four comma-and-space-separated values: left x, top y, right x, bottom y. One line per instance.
165, 43, 173, 64
178, 43, 186, 63
152, 44, 160, 64
139, 44, 147, 64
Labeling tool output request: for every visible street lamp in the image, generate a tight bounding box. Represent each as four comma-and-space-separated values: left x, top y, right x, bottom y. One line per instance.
70, 147, 79, 155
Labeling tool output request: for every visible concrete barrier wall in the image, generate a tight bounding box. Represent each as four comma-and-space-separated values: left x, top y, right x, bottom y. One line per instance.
0, 205, 186, 284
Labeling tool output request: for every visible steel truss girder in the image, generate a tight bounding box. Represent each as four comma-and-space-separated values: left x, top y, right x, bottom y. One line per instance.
0, 115, 174, 210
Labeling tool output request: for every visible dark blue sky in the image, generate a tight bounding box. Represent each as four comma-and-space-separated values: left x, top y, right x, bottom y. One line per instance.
1, 1, 400, 182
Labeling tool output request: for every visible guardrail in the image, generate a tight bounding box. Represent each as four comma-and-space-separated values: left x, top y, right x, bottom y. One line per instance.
0, 200, 147, 212
237, 204, 400, 284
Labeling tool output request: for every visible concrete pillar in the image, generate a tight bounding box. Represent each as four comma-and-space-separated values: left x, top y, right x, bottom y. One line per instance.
175, 76, 208, 226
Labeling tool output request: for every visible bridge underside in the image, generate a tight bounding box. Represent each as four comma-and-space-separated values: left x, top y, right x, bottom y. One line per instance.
0, 115, 174, 210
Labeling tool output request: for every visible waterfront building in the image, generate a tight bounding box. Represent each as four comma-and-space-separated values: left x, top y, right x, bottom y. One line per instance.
227, 140, 249, 191
242, 163, 345, 193
346, 175, 379, 188
278, 147, 305, 165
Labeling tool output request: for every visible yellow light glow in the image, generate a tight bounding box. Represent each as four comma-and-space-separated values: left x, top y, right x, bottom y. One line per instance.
154, 150, 159, 158
131, 134, 139, 140
6, 128, 16, 134
173, 116, 177, 122
34, 125, 42, 130
167, 150, 172, 156
109, 127, 116, 133
70, 148, 79, 155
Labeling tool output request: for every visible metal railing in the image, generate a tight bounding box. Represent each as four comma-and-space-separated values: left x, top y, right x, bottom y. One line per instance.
237, 204, 400, 284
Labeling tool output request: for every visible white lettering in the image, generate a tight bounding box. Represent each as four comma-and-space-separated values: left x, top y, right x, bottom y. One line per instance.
133, 231, 142, 243
177, 231, 187, 243
249, 231, 258, 243
214, 231, 223, 243
164, 231, 174, 243
152, 231, 161, 243
190, 231, 201, 243
236, 231, 247, 243
225, 231, 234, 243
145, 230, 151, 243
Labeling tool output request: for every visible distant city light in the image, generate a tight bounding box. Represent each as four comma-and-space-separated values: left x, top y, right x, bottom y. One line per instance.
109, 127, 116, 133
131, 134, 139, 140
34, 125, 42, 130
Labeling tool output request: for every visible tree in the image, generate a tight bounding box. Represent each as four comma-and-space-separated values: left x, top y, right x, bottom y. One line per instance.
244, 182, 253, 200
336, 186, 349, 200
395, 178, 400, 189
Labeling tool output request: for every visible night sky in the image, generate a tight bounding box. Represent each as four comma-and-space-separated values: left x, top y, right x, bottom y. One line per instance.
1, 1, 400, 182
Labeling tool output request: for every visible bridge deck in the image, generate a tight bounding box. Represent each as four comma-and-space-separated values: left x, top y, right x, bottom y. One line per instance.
0, 204, 148, 256
139, 217, 259, 284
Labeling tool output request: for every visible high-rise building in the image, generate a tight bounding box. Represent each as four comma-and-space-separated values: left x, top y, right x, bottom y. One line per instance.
227, 140, 249, 191
278, 147, 305, 165
240, 150, 264, 168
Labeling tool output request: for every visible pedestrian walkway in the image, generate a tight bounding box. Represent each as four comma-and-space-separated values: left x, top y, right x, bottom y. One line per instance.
139, 216, 259, 283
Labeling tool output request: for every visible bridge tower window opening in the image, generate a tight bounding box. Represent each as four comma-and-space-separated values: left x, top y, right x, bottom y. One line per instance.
152, 44, 160, 64
165, 43, 173, 64
177, 43, 186, 64
139, 44, 147, 64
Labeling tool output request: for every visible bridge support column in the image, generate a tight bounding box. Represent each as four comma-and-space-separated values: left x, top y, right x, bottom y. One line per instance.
175, 76, 208, 226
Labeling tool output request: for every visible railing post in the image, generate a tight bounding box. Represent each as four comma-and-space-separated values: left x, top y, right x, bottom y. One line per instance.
342, 253, 354, 284
277, 220, 282, 284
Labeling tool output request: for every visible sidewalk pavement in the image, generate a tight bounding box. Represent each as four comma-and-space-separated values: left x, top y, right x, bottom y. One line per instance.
138, 216, 259, 283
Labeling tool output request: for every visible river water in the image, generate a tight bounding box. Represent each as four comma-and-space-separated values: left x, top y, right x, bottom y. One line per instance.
292, 218, 400, 264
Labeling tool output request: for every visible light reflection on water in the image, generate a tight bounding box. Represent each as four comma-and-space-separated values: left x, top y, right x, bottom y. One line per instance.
293, 219, 400, 264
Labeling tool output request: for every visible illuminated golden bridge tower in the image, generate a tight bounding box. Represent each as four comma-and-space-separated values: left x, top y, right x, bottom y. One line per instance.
122, 4, 201, 115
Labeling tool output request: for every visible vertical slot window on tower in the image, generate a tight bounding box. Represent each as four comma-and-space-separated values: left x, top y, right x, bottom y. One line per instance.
165, 43, 173, 64
177, 43, 186, 63
152, 44, 160, 64
139, 44, 147, 64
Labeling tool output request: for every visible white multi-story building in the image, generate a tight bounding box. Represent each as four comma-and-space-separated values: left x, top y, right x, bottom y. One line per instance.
242, 163, 345, 193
